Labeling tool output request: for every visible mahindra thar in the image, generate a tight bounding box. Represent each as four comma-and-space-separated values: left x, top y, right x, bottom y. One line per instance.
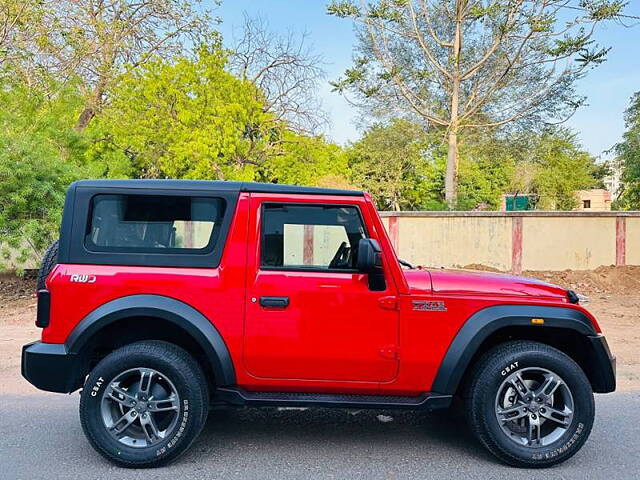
22, 180, 615, 468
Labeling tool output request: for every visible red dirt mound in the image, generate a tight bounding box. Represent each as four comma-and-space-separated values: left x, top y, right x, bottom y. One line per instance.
522, 266, 640, 295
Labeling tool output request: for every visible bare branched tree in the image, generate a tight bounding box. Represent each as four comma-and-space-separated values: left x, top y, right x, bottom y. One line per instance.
0, 1, 26, 65
329, 0, 625, 207
228, 14, 328, 135
0, 1, 47, 73
7, 0, 219, 130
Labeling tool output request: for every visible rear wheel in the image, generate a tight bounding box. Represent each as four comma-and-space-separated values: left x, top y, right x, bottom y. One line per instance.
80, 341, 208, 468
466, 341, 594, 468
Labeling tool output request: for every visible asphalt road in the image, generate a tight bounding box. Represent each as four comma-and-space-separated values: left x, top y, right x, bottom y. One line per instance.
2, 391, 638, 480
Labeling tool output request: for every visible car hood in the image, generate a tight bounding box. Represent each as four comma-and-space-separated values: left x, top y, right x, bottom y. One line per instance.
404, 268, 568, 300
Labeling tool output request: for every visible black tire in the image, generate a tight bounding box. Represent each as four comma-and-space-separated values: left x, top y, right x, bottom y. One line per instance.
80, 341, 209, 468
36, 240, 59, 290
466, 341, 594, 468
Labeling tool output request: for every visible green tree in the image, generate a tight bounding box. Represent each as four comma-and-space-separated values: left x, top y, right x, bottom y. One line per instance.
328, 0, 623, 207
260, 132, 351, 187
458, 128, 599, 211
346, 119, 444, 210
346, 122, 598, 211
88, 44, 278, 181
614, 92, 640, 209
0, 76, 87, 267
515, 129, 599, 210
457, 132, 516, 210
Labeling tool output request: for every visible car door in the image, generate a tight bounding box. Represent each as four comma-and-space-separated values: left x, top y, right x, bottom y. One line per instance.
243, 195, 399, 383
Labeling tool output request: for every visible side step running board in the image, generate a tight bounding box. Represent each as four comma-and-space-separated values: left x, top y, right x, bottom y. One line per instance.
215, 388, 452, 411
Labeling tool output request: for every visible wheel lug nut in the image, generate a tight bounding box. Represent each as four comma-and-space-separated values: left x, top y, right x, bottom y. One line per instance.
540, 408, 546, 413
531, 414, 537, 419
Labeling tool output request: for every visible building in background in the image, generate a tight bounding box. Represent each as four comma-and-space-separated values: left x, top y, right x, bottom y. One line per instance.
603, 162, 624, 202
574, 189, 612, 211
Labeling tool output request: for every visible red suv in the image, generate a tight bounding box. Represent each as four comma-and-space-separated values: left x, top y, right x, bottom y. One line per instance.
22, 180, 615, 468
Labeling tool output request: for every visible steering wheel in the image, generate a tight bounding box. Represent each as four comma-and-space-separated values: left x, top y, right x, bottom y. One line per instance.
329, 241, 351, 269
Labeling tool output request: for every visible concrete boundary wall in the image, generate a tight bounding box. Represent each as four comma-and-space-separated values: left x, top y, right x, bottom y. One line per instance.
379, 211, 640, 273
4, 211, 639, 273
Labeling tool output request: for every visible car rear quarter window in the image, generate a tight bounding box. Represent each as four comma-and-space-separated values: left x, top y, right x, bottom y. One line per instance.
86, 194, 225, 254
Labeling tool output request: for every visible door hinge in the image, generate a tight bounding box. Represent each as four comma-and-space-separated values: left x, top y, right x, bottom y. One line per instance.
379, 345, 399, 360
378, 296, 399, 311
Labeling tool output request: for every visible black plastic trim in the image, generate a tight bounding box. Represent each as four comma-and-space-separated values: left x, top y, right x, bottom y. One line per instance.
59, 181, 365, 267
22, 342, 83, 393
567, 290, 579, 304
586, 334, 616, 393
66, 294, 236, 387
431, 305, 597, 395
35, 289, 50, 328
59, 183, 238, 268
57, 186, 75, 265
259, 296, 290, 308
68, 179, 364, 197
215, 388, 452, 411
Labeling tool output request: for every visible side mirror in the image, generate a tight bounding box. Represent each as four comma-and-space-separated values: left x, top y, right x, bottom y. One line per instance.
357, 238, 383, 273
357, 238, 386, 291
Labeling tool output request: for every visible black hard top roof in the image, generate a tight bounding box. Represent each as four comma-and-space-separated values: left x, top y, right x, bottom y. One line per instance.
71, 179, 364, 197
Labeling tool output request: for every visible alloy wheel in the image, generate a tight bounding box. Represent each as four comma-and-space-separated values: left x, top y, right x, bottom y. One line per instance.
100, 367, 180, 448
494, 367, 574, 447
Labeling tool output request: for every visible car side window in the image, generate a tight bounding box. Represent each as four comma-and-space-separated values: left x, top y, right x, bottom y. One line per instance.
261, 204, 367, 270
86, 194, 225, 253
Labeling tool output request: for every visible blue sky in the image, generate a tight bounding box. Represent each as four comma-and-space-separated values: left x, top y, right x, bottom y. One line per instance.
218, 1, 640, 160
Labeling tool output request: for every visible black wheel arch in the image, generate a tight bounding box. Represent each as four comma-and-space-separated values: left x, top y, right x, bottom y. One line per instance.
66, 294, 236, 391
431, 304, 615, 395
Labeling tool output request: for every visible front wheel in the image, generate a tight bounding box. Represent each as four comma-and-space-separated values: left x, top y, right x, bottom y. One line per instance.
466, 341, 594, 468
80, 341, 209, 468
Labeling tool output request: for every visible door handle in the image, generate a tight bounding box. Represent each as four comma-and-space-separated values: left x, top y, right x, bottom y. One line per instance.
259, 296, 290, 308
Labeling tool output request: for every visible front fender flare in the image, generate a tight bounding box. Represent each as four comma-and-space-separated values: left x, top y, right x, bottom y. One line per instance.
65, 294, 236, 386
430, 305, 597, 395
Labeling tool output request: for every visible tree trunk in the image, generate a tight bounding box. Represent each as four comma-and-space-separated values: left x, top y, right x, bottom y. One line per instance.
445, 127, 459, 207
75, 105, 95, 131
75, 73, 109, 131
445, 0, 463, 209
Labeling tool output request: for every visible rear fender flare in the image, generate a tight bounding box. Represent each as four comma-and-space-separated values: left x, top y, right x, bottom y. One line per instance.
65, 294, 235, 386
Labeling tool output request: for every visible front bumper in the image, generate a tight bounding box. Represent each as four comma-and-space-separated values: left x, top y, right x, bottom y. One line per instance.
587, 334, 616, 393
21, 342, 84, 393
